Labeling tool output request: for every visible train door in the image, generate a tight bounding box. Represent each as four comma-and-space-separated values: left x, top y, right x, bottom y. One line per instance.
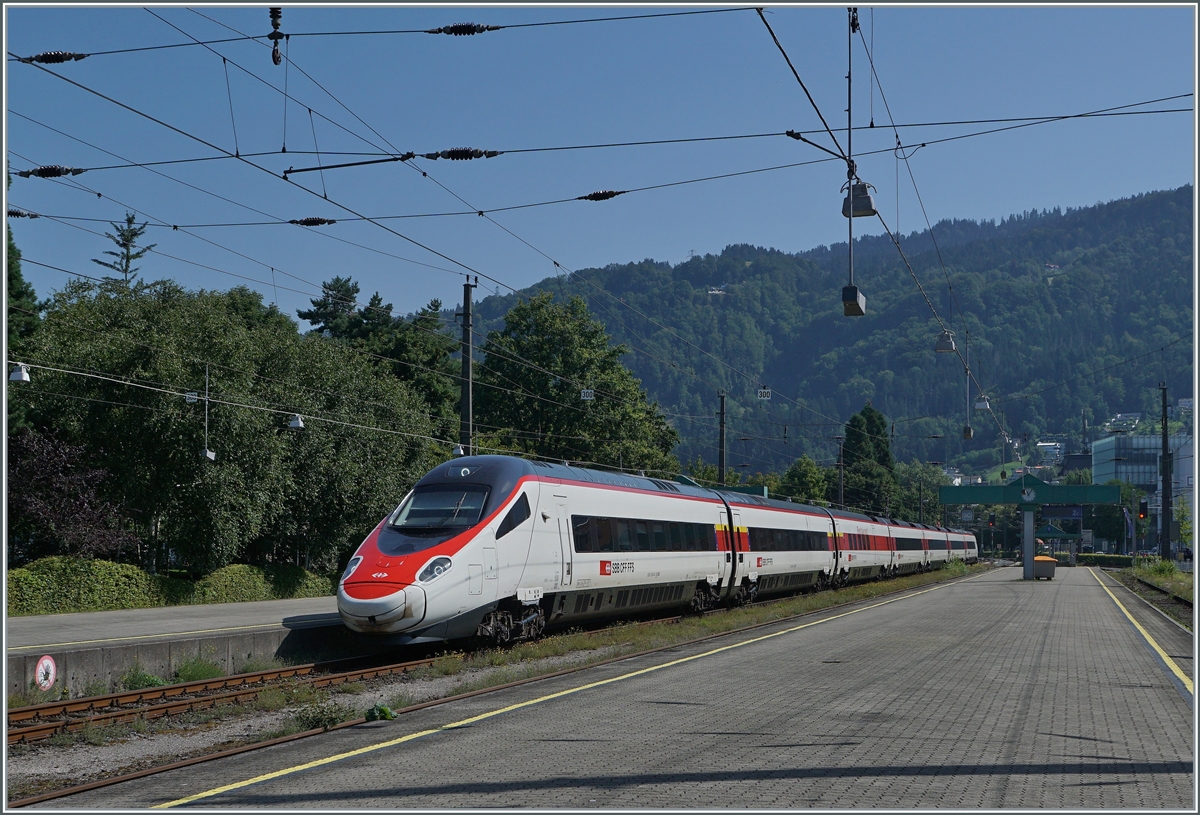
555, 500, 573, 587
729, 509, 742, 597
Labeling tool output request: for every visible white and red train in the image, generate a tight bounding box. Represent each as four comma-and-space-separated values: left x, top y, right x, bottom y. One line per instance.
338, 455, 978, 644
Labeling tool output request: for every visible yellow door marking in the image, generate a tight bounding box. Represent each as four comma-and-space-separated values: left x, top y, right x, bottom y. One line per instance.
8, 623, 291, 651
1089, 568, 1193, 694
157, 575, 985, 808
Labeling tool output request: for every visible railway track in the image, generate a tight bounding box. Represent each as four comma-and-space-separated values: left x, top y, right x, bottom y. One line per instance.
6, 566, 987, 807
6, 654, 446, 745
1131, 575, 1193, 608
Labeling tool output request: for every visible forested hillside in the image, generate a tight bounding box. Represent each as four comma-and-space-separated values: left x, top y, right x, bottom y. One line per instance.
472, 186, 1193, 473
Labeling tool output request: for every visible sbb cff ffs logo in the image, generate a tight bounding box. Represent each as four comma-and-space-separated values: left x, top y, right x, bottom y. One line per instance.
600, 561, 634, 575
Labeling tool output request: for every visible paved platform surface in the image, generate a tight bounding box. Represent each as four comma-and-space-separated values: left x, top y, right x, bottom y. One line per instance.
28, 567, 1195, 809
5, 596, 340, 653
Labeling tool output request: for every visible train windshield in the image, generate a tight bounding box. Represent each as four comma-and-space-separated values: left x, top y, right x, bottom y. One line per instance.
384, 485, 489, 550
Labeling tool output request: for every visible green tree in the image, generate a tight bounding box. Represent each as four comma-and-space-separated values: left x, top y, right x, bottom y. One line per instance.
780, 454, 827, 504
833, 402, 899, 515
893, 461, 949, 523
15, 279, 442, 575
299, 278, 459, 441
7, 173, 40, 430
1174, 494, 1192, 551
476, 293, 679, 474
1060, 467, 1092, 485
91, 212, 156, 284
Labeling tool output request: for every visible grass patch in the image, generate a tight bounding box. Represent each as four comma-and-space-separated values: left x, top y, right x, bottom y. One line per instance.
119, 661, 168, 691
174, 656, 225, 683
7, 685, 62, 709
237, 656, 290, 674
1128, 561, 1193, 602
292, 700, 356, 732
330, 681, 366, 695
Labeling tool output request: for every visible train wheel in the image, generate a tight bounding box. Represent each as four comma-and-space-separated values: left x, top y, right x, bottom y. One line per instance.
476, 610, 513, 646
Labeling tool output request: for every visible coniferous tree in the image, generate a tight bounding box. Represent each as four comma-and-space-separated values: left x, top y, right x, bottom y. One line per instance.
91, 212, 156, 284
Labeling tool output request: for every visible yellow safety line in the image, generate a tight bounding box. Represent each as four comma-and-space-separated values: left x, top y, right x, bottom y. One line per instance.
1090, 568, 1193, 695
155, 576, 978, 808
7, 623, 289, 651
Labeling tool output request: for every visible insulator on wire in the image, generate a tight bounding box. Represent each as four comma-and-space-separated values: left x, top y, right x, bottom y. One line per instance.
268, 7, 284, 65
16, 165, 84, 179
22, 51, 88, 64
289, 217, 336, 227
421, 148, 501, 161
7, 208, 39, 219
578, 190, 625, 202
426, 23, 502, 36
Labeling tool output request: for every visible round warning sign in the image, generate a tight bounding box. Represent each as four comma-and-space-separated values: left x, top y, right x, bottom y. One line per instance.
35, 654, 57, 691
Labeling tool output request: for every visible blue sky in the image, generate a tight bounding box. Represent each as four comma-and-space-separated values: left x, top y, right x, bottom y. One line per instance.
5, 4, 1196, 323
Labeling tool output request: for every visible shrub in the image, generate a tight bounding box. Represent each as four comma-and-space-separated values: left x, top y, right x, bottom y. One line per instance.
1076, 554, 1133, 568
5, 557, 194, 615
293, 700, 356, 731
6, 557, 335, 616
120, 661, 167, 691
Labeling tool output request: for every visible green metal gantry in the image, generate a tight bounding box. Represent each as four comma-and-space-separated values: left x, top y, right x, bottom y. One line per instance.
939, 474, 1121, 580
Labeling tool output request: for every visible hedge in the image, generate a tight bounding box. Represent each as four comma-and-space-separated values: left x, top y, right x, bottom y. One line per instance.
1075, 554, 1132, 568
7, 557, 336, 616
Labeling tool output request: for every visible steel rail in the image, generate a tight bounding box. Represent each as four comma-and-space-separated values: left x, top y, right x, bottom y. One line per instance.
6, 655, 444, 744
1132, 574, 1194, 608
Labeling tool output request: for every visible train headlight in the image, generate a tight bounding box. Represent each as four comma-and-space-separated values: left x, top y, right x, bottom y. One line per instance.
341, 556, 363, 583
418, 556, 453, 583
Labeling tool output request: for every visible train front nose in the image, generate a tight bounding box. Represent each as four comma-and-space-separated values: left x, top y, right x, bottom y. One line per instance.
338, 581, 426, 632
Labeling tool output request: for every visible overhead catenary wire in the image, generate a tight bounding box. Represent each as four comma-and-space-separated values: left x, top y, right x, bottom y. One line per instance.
755, 8, 846, 160
6, 6, 761, 62
25, 95, 1183, 175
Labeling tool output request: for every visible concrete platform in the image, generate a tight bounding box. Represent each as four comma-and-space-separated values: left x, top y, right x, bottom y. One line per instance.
36, 566, 1194, 809
5, 597, 377, 697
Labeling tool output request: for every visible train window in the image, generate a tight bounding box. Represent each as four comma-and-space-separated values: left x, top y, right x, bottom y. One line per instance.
496, 493, 531, 540
572, 516, 592, 553
388, 486, 489, 533
615, 521, 635, 552
651, 523, 668, 552
669, 523, 684, 552
596, 519, 615, 552
634, 521, 650, 552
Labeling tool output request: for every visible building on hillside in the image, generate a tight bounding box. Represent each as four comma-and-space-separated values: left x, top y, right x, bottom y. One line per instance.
1036, 441, 1064, 466
1091, 434, 1191, 494
1105, 412, 1141, 433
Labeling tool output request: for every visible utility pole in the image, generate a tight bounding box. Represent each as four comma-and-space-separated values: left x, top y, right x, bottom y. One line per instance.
717, 390, 726, 486
918, 479, 924, 524
1160, 382, 1172, 560
835, 435, 845, 508
458, 277, 477, 455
